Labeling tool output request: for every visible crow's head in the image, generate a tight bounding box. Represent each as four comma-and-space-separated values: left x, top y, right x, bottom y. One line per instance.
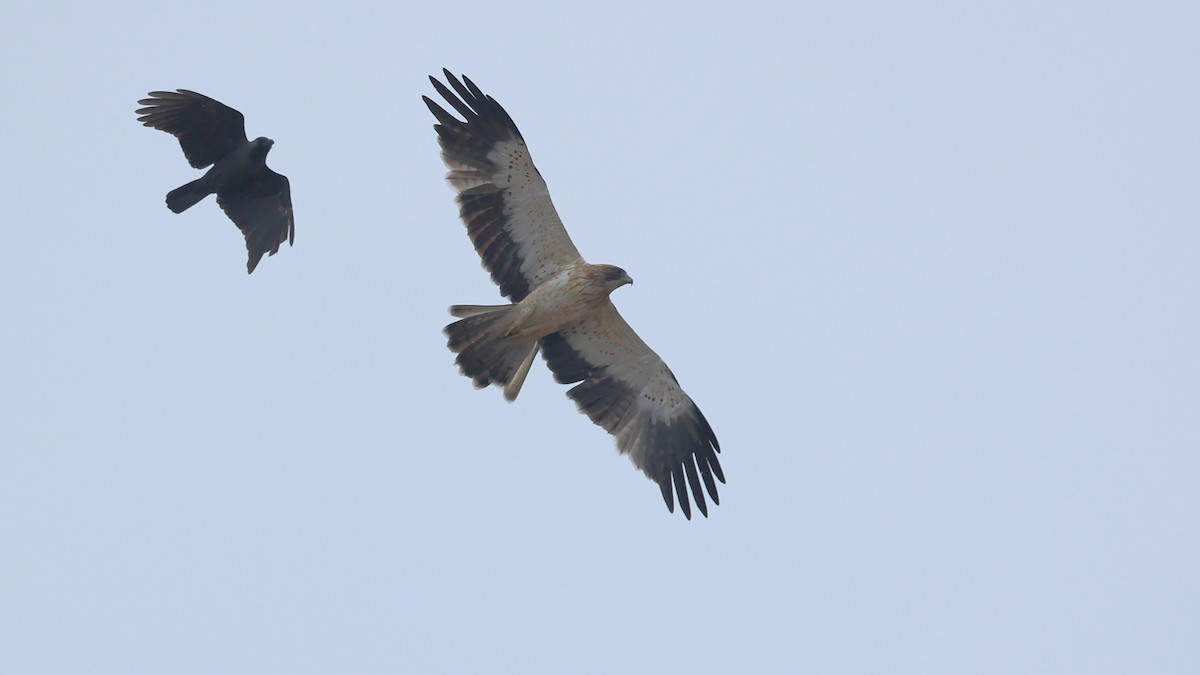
250, 137, 275, 161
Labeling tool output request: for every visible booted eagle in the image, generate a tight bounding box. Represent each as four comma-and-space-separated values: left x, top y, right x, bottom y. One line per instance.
425, 70, 724, 519
137, 90, 294, 273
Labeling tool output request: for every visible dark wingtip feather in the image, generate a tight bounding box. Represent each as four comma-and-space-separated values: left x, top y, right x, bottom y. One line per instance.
659, 477, 675, 514
684, 458, 708, 518
672, 468, 692, 520
701, 463, 721, 506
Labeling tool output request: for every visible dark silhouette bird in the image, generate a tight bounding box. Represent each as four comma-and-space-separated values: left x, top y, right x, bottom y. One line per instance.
137, 90, 294, 273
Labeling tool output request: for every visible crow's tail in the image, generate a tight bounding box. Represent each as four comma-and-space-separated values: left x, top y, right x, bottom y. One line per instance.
165, 178, 209, 213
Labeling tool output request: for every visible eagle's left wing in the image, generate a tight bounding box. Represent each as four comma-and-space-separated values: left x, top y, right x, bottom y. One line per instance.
541, 301, 724, 519
424, 70, 584, 302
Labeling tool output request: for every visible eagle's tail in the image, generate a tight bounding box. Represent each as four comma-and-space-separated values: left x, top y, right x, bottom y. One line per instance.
444, 304, 539, 402
165, 178, 210, 214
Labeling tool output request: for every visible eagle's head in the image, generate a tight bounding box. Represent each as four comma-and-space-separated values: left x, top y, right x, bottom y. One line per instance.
599, 264, 633, 291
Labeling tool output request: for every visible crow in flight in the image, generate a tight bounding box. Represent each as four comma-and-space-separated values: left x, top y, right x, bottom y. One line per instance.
137, 90, 294, 273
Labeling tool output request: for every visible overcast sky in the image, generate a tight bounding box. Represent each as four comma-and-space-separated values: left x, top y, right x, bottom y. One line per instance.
2, 1, 1197, 673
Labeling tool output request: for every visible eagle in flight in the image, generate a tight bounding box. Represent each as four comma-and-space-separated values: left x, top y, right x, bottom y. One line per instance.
137, 90, 294, 273
425, 70, 724, 519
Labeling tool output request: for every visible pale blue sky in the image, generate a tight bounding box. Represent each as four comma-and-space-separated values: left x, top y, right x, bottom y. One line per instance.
1, 1, 1197, 673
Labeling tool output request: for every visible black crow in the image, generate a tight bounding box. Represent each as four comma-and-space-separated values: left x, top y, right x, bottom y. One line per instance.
137, 90, 294, 273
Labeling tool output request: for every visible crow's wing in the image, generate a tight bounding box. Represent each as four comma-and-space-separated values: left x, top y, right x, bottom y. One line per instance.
216, 168, 294, 273
137, 90, 249, 169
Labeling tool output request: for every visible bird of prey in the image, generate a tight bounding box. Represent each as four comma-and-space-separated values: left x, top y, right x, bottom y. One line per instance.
425, 70, 724, 519
137, 90, 294, 273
